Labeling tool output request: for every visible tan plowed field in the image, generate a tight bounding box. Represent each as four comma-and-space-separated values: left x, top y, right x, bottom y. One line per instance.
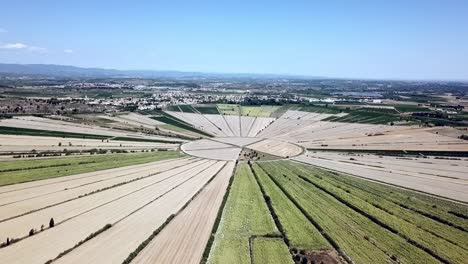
129, 162, 235, 263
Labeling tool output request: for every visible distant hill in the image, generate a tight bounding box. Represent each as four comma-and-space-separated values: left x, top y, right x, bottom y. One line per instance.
0, 63, 322, 79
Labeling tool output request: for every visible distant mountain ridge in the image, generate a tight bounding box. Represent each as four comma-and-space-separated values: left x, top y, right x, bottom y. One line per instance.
0, 63, 321, 79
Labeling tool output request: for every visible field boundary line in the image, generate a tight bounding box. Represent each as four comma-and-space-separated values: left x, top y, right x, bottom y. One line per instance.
121, 161, 229, 264
0, 160, 209, 249
44, 160, 223, 263
290, 158, 468, 205
0, 157, 194, 207
293, 172, 451, 263
0, 158, 201, 223
0, 153, 186, 194
256, 162, 353, 264
200, 161, 238, 264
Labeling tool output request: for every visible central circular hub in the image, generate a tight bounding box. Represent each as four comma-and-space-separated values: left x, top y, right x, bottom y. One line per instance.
181, 137, 303, 161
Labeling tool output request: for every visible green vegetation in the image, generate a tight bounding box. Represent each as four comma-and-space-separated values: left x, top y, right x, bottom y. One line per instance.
394, 104, 431, 112
252, 163, 331, 250
150, 113, 212, 137
0, 151, 183, 186
208, 164, 280, 264
0, 126, 110, 140
217, 104, 240, 115
324, 110, 400, 124
257, 160, 468, 263
252, 237, 293, 264
298, 105, 342, 114
0, 126, 179, 143
179, 104, 197, 113
111, 137, 180, 144
194, 105, 220, 114
240, 106, 280, 117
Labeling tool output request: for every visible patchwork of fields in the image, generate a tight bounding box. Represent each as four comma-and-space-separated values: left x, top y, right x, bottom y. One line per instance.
0, 106, 467, 263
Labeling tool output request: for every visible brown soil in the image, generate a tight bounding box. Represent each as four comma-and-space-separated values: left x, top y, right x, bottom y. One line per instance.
292, 249, 345, 264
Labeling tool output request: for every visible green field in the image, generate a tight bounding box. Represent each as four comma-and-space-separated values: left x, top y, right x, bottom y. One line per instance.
0, 126, 180, 143
252, 163, 331, 251
256, 161, 468, 263
252, 237, 293, 264
324, 110, 400, 124
0, 151, 183, 186
0, 126, 111, 140
298, 105, 343, 114
394, 104, 431, 113
151, 113, 212, 137
194, 105, 220, 114
240, 106, 280, 117
217, 104, 240, 115
208, 164, 280, 264
179, 104, 197, 113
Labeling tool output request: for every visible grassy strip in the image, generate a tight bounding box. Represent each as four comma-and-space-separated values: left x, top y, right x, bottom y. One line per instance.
251, 163, 331, 251
249, 163, 291, 247
0, 160, 95, 173
260, 162, 439, 263
252, 237, 293, 264
295, 161, 468, 231
257, 162, 353, 264
295, 174, 460, 263
179, 104, 197, 113
0, 151, 183, 186
151, 115, 212, 137
44, 223, 112, 264
285, 162, 468, 245
207, 163, 279, 264
194, 105, 220, 114
111, 136, 180, 144
0, 126, 110, 140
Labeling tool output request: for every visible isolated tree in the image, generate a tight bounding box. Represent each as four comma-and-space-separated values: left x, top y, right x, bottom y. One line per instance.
29, 229, 34, 236
49, 218, 55, 228
6, 237, 10, 246
58, 142, 62, 147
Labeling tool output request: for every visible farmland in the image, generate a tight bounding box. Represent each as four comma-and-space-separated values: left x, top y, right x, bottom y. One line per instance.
0, 106, 467, 264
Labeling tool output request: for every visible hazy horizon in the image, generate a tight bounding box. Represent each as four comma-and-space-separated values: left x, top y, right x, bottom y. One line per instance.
1, 0, 467, 80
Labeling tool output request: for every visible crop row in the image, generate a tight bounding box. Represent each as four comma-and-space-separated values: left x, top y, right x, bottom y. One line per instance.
258, 161, 441, 263
0, 151, 183, 186
279, 161, 468, 263
207, 164, 280, 264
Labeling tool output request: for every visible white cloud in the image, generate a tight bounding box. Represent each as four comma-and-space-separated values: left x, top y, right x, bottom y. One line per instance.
64, 49, 73, 53
0, 42, 47, 53
0, 43, 27, 49
0, 28, 7, 33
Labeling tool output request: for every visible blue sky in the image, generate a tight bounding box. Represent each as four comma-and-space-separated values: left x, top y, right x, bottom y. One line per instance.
1, 0, 467, 80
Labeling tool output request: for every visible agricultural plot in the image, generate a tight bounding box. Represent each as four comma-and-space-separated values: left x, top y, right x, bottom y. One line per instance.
0, 134, 178, 154
0, 159, 224, 263
1, 106, 467, 264
194, 105, 220, 115
130, 162, 235, 263
0, 116, 181, 143
240, 106, 280, 117
207, 164, 280, 264
217, 104, 240, 115
0, 151, 183, 186
257, 161, 467, 263
0, 158, 199, 241
294, 151, 468, 202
